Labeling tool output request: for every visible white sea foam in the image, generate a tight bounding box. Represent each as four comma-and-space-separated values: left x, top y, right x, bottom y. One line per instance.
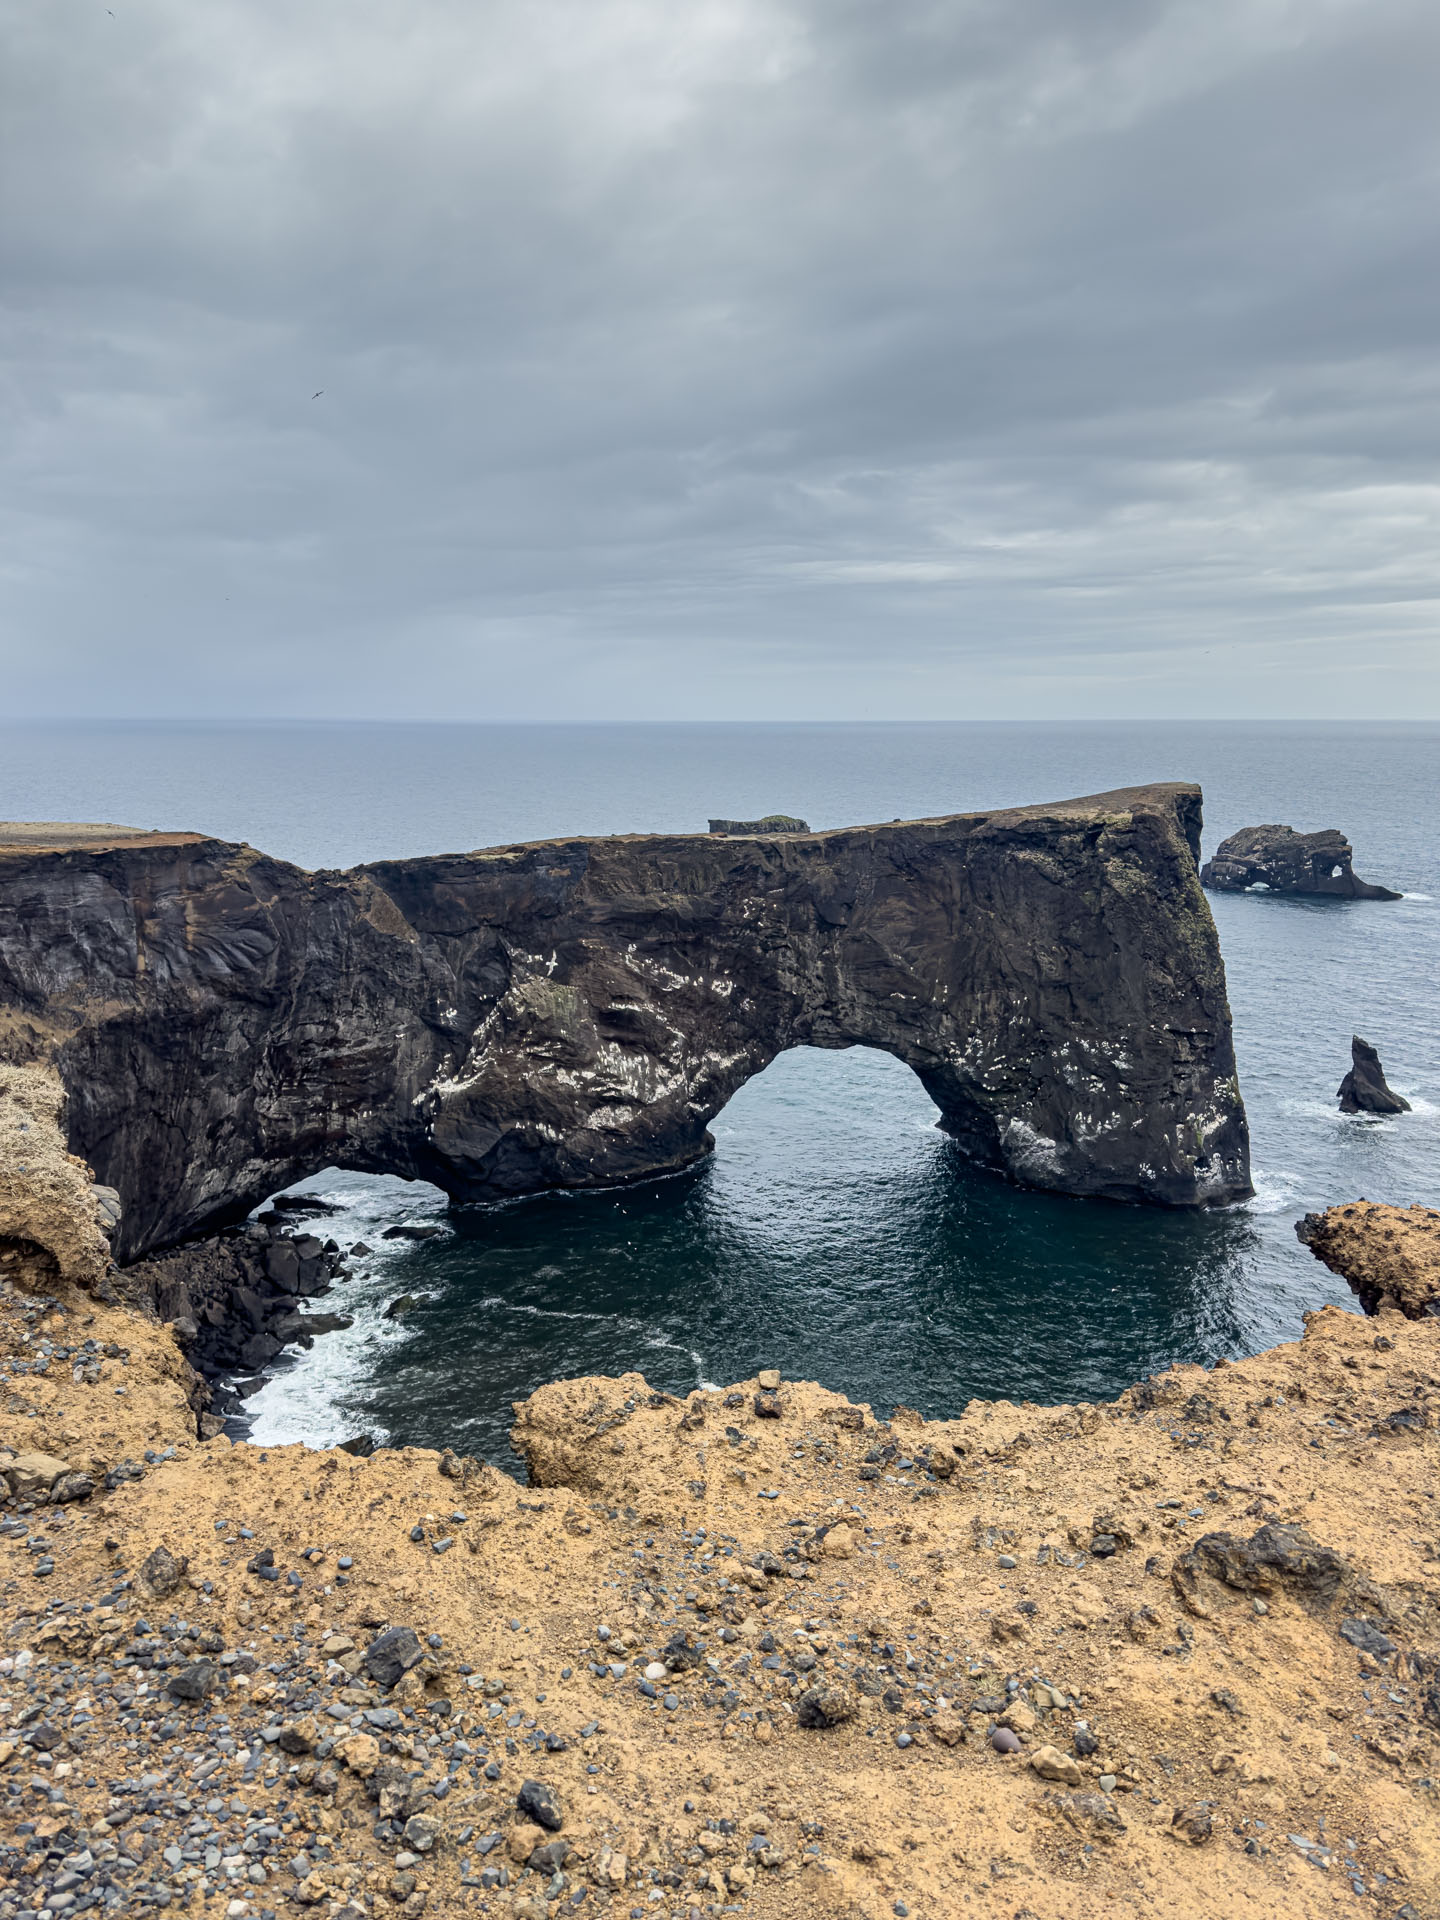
243, 1173, 445, 1448
476, 1296, 615, 1324
1245, 1168, 1303, 1215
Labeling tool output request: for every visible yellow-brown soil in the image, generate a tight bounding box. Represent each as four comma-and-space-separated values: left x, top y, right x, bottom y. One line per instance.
2, 1244, 1438, 1920
0, 1066, 114, 1294
1300, 1202, 1440, 1320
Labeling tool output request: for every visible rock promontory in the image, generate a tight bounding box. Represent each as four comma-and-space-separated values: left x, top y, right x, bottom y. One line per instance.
1200, 824, 1401, 899
1298, 1198, 1440, 1317
0, 783, 1250, 1261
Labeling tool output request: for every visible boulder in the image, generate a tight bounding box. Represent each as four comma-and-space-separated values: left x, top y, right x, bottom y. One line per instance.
795, 1684, 857, 1729
363, 1624, 423, 1688
91, 1184, 123, 1235
1337, 1036, 1411, 1114
1171, 1803, 1215, 1846
1042, 1790, 1126, 1844
139, 1544, 188, 1598
167, 1660, 220, 1701
0, 1451, 72, 1499
50, 1471, 95, 1504
1029, 1745, 1083, 1786
1171, 1522, 1348, 1615
1200, 824, 1400, 899
516, 1778, 564, 1831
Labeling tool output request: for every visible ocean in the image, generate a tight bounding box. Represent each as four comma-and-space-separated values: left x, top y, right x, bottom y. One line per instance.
3, 719, 1435, 1463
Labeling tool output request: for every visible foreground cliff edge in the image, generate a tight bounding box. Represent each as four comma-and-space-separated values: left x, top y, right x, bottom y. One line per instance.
0, 782, 1249, 1261
0, 1178, 1437, 1920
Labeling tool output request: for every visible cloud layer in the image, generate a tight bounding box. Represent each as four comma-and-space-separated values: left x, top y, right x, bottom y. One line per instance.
4, 0, 1438, 716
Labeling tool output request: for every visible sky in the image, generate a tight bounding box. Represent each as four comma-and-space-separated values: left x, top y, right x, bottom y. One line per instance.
3, 0, 1439, 720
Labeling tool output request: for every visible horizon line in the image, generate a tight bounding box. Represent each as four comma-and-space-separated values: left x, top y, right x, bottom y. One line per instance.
4, 714, 1440, 730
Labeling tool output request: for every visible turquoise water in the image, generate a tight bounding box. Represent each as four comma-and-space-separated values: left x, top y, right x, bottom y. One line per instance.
2, 720, 1435, 1460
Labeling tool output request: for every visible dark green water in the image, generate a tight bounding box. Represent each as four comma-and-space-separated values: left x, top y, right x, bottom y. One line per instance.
260, 1050, 1283, 1462
1, 718, 1434, 1465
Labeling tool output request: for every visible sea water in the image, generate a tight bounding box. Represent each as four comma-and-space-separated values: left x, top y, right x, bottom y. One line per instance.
2, 719, 1435, 1462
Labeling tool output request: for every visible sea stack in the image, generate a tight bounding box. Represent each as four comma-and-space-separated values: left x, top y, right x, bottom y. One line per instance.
1337, 1036, 1411, 1114
1200, 824, 1400, 899
708, 814, 809, 835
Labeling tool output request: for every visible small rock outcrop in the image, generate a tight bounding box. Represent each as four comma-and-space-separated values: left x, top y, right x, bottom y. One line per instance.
1200, 824, 1400, 899
123, 1208, 354, 1419
707, 815, 809, 834
0, 783, 1251, 1256
1336, 1035, 1411, 1114
0, 1063, 116, 1291
1297, 1199, 1440, 1317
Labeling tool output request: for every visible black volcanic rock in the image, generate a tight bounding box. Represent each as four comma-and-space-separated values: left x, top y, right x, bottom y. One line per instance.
1200, 824, 1400, 899
708, 815, 809, 835
121, 1214, 353, 1414
0, 783, 1251, 1256
1337, 1036, 1411, 1114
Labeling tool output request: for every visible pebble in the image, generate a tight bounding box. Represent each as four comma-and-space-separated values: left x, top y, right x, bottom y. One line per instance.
1029, 1744, 1083, 1786
517, 1778, 565, 1832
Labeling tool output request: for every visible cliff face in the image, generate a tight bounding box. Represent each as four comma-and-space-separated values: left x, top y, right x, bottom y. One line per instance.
0, 783, 1250, 1260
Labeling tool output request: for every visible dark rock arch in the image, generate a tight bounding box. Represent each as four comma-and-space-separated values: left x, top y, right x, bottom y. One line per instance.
0, 782, 1251, 1260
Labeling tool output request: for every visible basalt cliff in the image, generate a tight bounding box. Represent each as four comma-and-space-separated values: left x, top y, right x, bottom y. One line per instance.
0, 783, 1249, 1264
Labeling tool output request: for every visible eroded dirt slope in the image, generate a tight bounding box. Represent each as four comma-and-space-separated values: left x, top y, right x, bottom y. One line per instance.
2, 1264, 1438, 1920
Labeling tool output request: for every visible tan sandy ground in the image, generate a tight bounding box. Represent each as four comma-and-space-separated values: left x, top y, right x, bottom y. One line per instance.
2, 1234, 1438, 1920
0, 825, 204, 851
1300, 1203, 1440, 1320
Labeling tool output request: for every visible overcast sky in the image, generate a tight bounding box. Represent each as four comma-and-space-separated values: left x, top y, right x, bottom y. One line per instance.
3, 0, 1438, 720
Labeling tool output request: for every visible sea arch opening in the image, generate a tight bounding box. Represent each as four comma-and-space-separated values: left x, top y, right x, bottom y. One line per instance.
237, 1042, 1260, 1460
705, 1043, 944, 1197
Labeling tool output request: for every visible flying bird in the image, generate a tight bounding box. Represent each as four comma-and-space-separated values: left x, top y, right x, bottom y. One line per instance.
312, 390, 324, 399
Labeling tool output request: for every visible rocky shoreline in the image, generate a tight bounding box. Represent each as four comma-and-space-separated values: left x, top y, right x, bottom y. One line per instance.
127, 1188, 1440, 1458
119, 1207, 358, 1439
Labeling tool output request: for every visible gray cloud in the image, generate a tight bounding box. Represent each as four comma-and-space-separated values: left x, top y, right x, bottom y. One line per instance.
3, 0, 1438, 716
